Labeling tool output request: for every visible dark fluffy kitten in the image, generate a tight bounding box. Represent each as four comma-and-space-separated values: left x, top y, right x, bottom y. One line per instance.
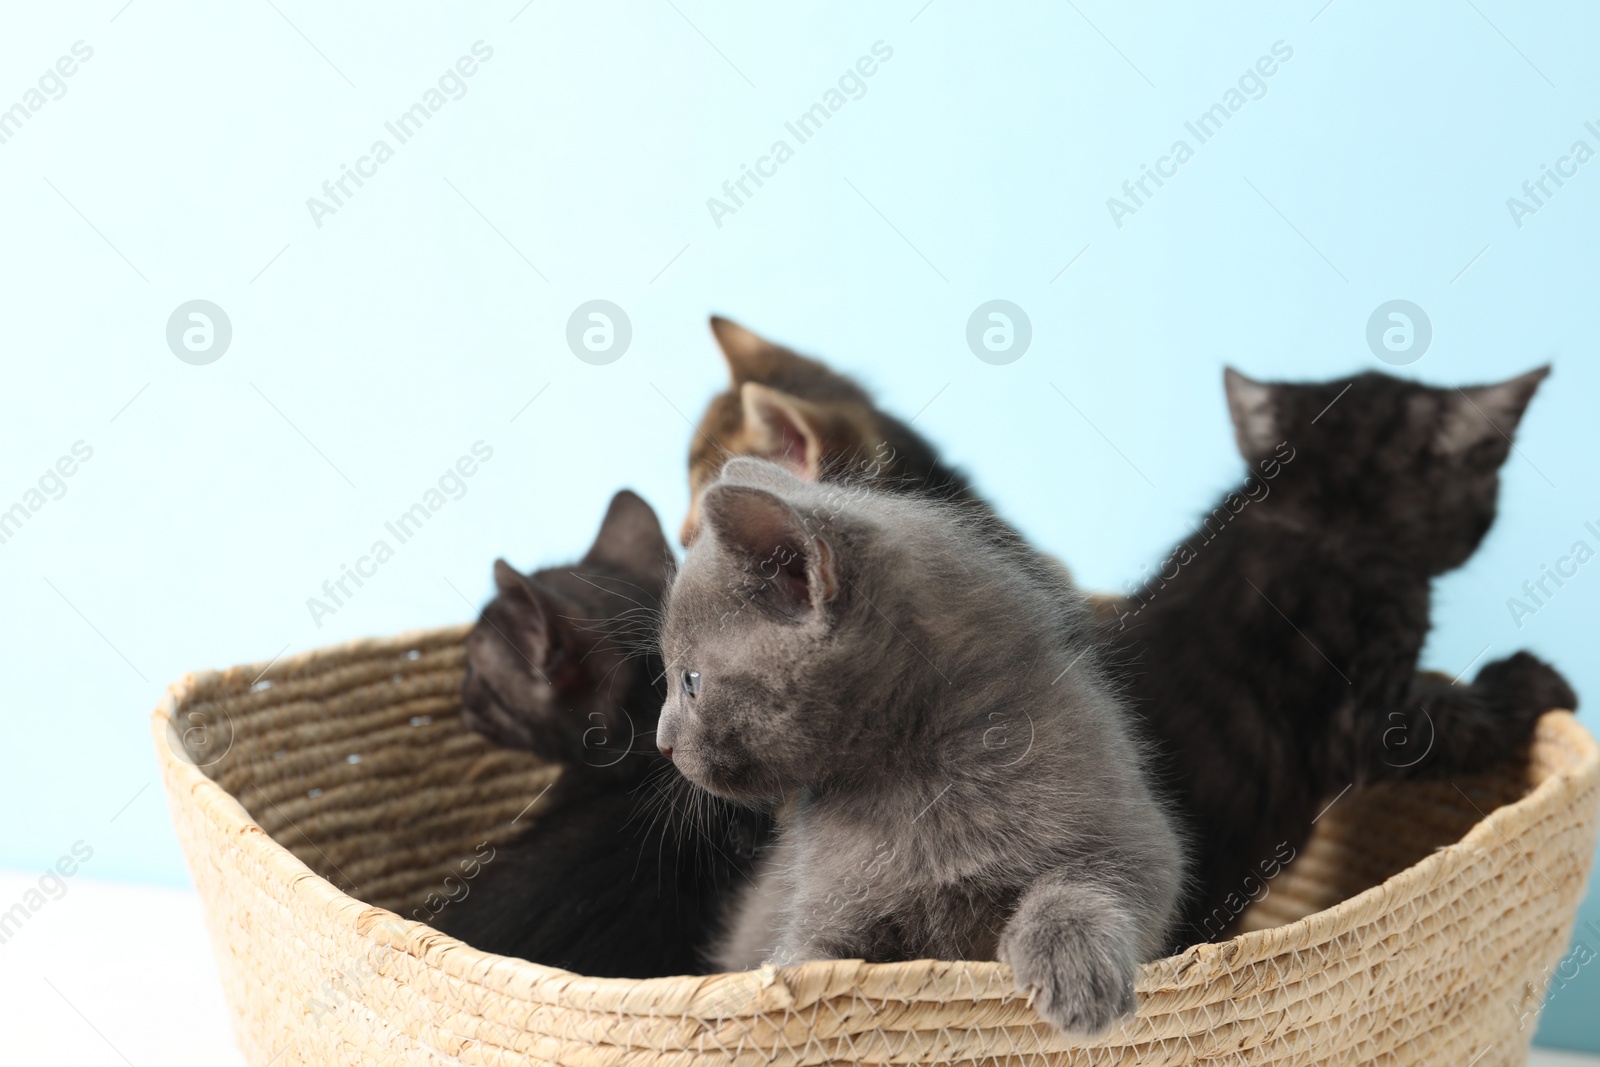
438, 490, 770, 977
1116, 367, 1577, 944
458, 491, 670, 770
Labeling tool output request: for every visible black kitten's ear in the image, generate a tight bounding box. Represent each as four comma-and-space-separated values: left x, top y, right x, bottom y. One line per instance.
701, 482, 838, 615
583, 490, 672, 587
1223, 367, 1280, 458
710, 316, 801, 384
490, 559, 557, 654
739, 383, 831, 480
492, 558, 530, 596
1436, 365, 1551, 455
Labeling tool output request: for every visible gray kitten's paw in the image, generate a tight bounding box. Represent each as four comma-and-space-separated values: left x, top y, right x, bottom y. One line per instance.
998, 883, 1140, 1038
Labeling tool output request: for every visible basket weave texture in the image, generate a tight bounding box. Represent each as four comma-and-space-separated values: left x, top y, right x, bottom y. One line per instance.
153, 625, 1600, 1067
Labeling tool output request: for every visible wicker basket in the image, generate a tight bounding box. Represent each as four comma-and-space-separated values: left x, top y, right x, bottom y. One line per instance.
152, 625, 1600, 1067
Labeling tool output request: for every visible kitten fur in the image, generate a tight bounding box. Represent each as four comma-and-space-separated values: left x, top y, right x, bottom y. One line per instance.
685, 331, 1576, 945
656, 457, 1186, 1036
458, 490, 671, 772
682, 317, 985, 545
1115, 367, 1577, 944
440, 490, 771, 978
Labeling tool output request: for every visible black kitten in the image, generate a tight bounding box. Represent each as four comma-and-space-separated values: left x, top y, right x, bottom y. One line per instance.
459, 491, 669, 770
1113, 367, 1577, 944
438, 490, 770, 977
437, 773, 767, 978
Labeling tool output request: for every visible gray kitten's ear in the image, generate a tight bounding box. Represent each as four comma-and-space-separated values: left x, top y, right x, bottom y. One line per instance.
722, 453, 808, 493
583, 490, 672, 586
701, 483, 837, 615
1436, 365, 1550, 455
1223, 367, 1279, 459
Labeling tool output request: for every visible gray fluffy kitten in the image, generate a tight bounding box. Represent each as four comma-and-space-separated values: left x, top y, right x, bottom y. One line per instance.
656, 458, 1185, 1036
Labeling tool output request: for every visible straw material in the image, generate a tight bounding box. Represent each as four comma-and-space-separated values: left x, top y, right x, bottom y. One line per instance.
153, 626, 1600, 1066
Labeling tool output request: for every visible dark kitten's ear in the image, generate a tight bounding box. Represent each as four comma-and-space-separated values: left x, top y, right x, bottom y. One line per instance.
710, 316, 801, 384
493, 557, 532, 597
1223, 367, 1279, 459
582, 490, 672, 587
1436, 365, 1551, 456
739, 383, 829, 480
701, 481, 838, 614
489, 559, 558, 658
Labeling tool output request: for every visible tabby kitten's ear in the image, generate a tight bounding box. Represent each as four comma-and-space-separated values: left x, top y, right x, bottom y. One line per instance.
740, 383, 827, 480
710, 316, 799, 384
490, 558, 559, 660
701, 479, 838, 616
1435, 365, 1550, 456
582, 490, 672, 588
1223, 368, 1279, 460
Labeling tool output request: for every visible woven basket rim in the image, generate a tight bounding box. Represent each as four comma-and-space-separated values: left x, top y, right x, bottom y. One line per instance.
152, 623, 1600, 1017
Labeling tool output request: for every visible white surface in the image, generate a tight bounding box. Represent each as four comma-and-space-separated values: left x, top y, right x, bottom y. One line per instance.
0, 871, 246, 1066
0, 867, 1595, 1066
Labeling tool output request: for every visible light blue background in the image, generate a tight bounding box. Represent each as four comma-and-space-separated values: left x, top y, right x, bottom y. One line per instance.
2, 0, 1596, 1051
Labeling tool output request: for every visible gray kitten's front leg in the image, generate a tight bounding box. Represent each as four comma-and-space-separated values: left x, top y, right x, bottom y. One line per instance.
712, 846, 792, 972
997, 876, 1141, 1037
769, 874, 887, 965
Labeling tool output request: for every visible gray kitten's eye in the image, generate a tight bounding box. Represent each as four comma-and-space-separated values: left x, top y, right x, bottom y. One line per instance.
681, 669, 701, 699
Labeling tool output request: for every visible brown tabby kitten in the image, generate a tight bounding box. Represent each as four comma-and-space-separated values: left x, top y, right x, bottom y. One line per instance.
682, 317, 983, 545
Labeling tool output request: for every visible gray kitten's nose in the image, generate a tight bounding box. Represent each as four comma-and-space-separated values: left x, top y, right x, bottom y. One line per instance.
658, 744, 674, 761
